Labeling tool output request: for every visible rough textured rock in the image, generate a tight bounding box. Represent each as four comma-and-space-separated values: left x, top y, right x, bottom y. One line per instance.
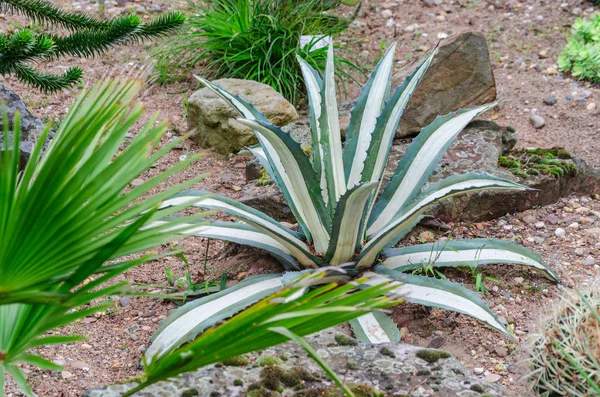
393, 31, 497, 138
387, 120, 600, 222
83, 330, 508, 397
239, 183, 295, 222
188, 79, 299, 154
0, 85, 47, 169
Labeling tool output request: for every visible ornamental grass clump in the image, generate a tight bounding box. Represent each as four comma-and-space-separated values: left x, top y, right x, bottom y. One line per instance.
153, 0, 360, 104
145, 42, 558, 363
526, 283, 600, 397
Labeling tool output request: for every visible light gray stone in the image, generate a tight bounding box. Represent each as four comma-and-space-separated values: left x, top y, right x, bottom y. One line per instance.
83, 330, 509, 397
188, 79, 299, 154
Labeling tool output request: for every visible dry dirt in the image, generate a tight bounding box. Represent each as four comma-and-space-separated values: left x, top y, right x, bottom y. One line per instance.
2, 0, 600, 396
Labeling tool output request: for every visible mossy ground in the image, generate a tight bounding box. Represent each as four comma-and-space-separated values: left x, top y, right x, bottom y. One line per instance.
498, 147, 577, 179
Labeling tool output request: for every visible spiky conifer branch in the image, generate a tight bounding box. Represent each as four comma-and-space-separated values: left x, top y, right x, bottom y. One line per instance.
0, 0, 184, 92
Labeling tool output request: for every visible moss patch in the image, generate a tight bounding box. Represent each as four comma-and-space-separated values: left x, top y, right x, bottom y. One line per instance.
415, 349, 451, 364
180, 390, 199, 397
498, 147, 577, 180
256, 355, 282, 367
221, 355, 250, 367
293, 383, 383, 397
379, 347, 396, 358
334, 334, 358, 346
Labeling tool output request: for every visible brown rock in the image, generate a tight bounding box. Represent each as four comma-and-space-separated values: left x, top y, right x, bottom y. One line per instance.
393, 32, 496, 138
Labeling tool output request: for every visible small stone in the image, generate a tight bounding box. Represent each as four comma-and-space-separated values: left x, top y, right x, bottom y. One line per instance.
588, 102, 597, 111
514, 277, 524, 285
119, 296, 131, 307
130, 178, 144, 187
543, 96, 557, 106
555, 228, 566, 237
81, 344, 92, 349
381, 9, 393, 18
572, 7, 582, 15
546, 214, 560, 224
568, 222, 580, 230
539, 49, 548, 59
485, 374, 502, 383
522, 215, 536, 224
404, 23, 419, 32
534, 236, 545, 244
61, 371, 74, 379
583, 255, 595, 266
545, 66, 558, 75
474, 367, 485, 375
495, 347, 508, 358
535, 221, 545, 229
530, 113, 545, 129
575, 247, 585, 256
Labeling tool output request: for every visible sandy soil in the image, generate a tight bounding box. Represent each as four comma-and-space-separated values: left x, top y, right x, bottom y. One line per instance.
2, 0, 600, 395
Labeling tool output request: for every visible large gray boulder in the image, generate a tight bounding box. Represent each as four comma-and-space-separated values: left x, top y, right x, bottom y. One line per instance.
188, 79, 299, 154
0, 85, 47, 169
83, 330, 508, 397
393, 31, 497, 138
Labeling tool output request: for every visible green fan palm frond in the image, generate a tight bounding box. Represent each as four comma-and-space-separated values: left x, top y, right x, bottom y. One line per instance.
0, 78, 208, 395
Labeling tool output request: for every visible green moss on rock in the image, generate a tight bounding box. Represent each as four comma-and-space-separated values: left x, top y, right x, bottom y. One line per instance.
379, 347, 396, 358
257, 355, 282, 367
415, 349, 451, 364
334, 334, 358, 346
499, 147, 577, 180
180, 390, 199, 397
221, 355, 250, 367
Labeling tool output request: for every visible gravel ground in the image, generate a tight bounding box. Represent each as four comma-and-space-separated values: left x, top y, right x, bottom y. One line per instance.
2, 0, 600, 395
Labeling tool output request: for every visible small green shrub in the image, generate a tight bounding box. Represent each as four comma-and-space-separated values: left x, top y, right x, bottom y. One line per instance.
526, 283, 600, 397
559, 13, 600, 83
154, 0, 361, 104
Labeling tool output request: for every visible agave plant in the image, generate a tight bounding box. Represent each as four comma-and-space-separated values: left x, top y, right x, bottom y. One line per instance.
146, 43, 558, 361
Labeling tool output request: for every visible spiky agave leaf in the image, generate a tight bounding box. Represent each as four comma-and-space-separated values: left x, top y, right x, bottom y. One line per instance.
358, 173, 528, 268
349, 312, 401, 344
367, 268, 512, 338
382, 238, 558, 280
367, 103, 497, 236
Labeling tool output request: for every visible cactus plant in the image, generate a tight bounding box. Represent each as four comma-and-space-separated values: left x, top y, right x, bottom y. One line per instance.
526, 282, 600, 397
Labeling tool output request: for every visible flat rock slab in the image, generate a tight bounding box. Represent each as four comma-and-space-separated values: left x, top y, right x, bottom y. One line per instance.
83, 330, 508, 397
387, 120, 600, 222
188, 78, 299, 154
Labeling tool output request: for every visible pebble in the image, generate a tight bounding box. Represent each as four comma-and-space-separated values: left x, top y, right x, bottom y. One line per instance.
545, 66, 558, 75
588, 103, 597, 111
485, 374, 502, 383
543, 96, 557, 106
119, 296, 131, 307
513, 277, 524, 285
555, 228, 566, 237
474, 367, 485, 375
583, 255, 595, 266
130, 178, 145, 187
404, 23, 419, 32
535, 221, 545, 229
495, 347, 508, 357
530, 113, 545, 129
575, 247, 585, 256
546, 214, 560, 224
568, 222, 580, 230
534, 236, 545, 244
381, 9, 393, 18
61, 371, 74, 379
522, 214, 536, 224
81, 344, 92, 349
